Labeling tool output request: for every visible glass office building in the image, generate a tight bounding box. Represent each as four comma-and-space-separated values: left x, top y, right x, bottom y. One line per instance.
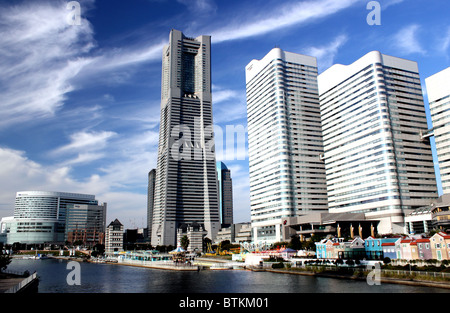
7, 191, 99, 244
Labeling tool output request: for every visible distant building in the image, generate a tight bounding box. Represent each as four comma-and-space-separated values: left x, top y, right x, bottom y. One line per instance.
430, 194, 450, 232
105, 219, 124, 256
282, 212, 379, 242
214, 222, 252, 244
7, 191, 100, 245
147, 169, 156, 242
177, 223, 207, 252
217, 162, 233, 228
65, 203, 107, 247
425, 67, 450, 194
404, 206, 433, 235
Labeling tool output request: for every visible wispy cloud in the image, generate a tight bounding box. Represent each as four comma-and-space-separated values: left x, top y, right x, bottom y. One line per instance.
303, 34, 348, 73
393, 24, 426, 55
0, 0, 95, 128
210, 0, 359, 43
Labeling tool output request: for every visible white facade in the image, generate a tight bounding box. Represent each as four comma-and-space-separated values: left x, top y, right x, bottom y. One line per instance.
105, 219, 124, 255
318, 51, 437, 234
246, 48, 328, 244
8, 191, 98, 244
425, 67, 450, 194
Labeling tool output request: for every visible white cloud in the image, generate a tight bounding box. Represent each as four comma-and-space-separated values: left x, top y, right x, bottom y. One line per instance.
0, 1, 95, 128
393, 24, 426, 55
441, 26, 450, 53
210, 0, 359, 43
52, 130, 117, 156
0, 146, 151, 229
303, 34, 348, 73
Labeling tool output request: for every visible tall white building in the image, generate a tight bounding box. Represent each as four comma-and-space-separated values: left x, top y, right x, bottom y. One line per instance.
425, 67, 450, 194
318, 51, 437, 234
151, 29, 220, 246
245, 48, 328, 244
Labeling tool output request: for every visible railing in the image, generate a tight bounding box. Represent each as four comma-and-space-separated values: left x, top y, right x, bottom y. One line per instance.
294, 265, 450, 280
4, 272, 38, 293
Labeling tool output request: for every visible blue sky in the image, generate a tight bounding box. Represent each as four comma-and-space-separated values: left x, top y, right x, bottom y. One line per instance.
0, 0, 449, 229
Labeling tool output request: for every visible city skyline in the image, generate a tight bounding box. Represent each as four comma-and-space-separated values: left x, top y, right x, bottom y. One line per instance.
0, 0, 449, 229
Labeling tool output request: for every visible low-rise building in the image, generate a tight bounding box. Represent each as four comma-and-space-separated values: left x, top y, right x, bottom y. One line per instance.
105, 219, 124, 256
430, 232, 450, 260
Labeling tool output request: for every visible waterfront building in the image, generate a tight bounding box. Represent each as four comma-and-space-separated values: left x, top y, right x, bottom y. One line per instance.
414, 238, 432, 260
365, 236, 399, 260
65, 203, 107, 247
7, 191, 99, 245
176, 222, 206, 252
318, 51, 437, 234
214, 222, 252, 244
282, 212, 378, 242
425, 67, 450, 194
382, 241, 398, 260
147, 169, 156, 242
430, 194, 450, 231
245, 48, 328, 244
430, 232, 450, 261
151, 29, 220, 247
217, 162, 233, 228
404, 206, 433, 235
105, 219, 124, 256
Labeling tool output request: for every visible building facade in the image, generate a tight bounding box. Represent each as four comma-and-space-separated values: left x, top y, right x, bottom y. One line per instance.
151, 29, 220, 246
245, 48, 328, 244
318, 51, 437, 234
105, 219, 124, 256
425, 67, 450, 194
147, 169, 156, 242
7, 191, 99, 244
65, 203, 107, 247
217, 161, 233, 228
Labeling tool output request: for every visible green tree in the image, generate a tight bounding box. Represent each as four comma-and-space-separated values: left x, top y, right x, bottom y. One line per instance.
288, 235, 302, 250
180, 235, 189, 250
0, 254, 11, 272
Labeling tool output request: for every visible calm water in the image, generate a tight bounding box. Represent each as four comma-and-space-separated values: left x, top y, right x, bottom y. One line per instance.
7, 258, 449, 293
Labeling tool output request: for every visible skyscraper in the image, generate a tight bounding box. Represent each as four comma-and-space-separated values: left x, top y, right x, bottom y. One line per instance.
245, 48, 328, 244
217, 161, 233, 228
147, 168, 156, 242
318, 51, 437, 234
426, 67, 450, 195
151, 29, 220, 246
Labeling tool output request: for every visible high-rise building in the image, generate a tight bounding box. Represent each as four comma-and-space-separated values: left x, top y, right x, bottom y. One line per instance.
245, 48, 328, 244
151, 29, 220, 246
426, 67, 450, 195
217, 161, 233, 228
147, 168, 156, 241
318, 51, 437, 234
8, 191, 100, 244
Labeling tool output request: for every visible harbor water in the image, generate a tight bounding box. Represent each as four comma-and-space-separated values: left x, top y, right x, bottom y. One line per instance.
6, 258, 449, 293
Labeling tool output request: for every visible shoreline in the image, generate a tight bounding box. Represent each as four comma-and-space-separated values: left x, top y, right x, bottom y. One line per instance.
265, 268, 450, 290
12, 255, 450, 290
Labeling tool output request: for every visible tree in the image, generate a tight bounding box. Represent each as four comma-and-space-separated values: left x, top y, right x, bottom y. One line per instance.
0, 254, 11, 273
180, 235, 189, 251
288, 235, 302, 250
